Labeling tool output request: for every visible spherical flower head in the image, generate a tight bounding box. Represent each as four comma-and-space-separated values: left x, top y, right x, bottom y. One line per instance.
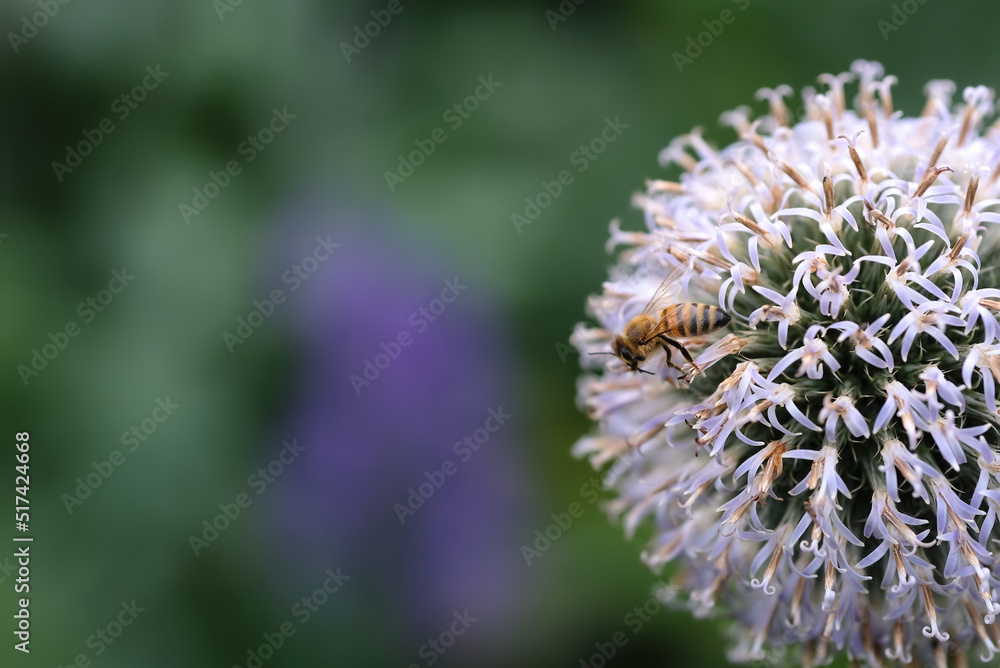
572, 61, 1000, 667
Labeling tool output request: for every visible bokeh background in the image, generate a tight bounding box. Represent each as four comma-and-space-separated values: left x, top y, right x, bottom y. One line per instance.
3, 1, 1000, 666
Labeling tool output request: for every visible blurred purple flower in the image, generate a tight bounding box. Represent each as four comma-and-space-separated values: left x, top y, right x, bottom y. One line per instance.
264, 212, 531, 648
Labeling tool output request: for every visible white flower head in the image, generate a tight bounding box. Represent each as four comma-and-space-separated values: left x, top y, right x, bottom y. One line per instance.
572, 63, 1000, 667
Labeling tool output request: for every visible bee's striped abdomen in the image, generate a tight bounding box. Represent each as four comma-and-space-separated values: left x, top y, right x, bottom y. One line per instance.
699, 304, 730, 334
710, 306, 731, 331
690, 303, 707, 335
683, 303, 697, 336
667, 303, 731, 337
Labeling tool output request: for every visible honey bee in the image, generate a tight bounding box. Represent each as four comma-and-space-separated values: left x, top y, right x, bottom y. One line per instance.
606, 265, 731, 376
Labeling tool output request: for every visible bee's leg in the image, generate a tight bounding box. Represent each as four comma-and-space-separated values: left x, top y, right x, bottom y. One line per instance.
660, 349, 684, 374
659, 336, 702, 375
655, 340, 686, 375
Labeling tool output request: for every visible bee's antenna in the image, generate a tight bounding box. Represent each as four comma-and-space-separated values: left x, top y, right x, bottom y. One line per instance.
637, 367, 655, 375
588, 352, 615, 356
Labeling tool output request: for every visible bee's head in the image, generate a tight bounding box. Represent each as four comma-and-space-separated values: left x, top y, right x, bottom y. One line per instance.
612, 337, 644, 372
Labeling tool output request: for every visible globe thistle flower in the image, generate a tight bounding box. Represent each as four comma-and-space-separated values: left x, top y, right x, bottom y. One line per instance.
572, 61, 1000, 666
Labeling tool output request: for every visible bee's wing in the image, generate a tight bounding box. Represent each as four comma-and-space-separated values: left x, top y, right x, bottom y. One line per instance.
639, 263, 687, 317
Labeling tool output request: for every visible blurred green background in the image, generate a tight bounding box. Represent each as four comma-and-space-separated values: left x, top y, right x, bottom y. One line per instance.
3, 1, 1000, 666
